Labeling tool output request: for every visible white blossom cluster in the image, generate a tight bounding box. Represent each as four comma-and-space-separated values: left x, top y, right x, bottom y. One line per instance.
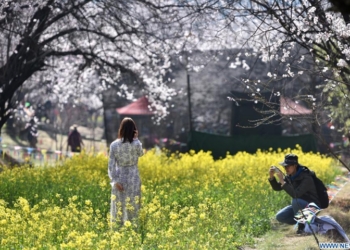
0, 0, 202, 123
3, 0, 350, 130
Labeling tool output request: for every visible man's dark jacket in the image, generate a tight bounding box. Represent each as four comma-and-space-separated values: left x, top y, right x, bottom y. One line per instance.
269, 166, 320, 207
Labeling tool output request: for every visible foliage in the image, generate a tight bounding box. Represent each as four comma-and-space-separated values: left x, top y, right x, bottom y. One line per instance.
323, 81, 350, 135
0, 147, 339, 249
0, 0, 195, 128
3, 0, 350, 146
224, 0, 350, 140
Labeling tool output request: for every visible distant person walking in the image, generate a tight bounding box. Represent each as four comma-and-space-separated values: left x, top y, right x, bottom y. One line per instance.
67, 125, 84, 153
108, 117, 144, 226
25, 118, 38, 148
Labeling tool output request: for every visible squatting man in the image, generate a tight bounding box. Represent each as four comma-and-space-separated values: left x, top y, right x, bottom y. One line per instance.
268, 154, 320, 234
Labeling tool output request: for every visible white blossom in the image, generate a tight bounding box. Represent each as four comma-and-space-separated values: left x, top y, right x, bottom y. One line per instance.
337, 59, 348, 68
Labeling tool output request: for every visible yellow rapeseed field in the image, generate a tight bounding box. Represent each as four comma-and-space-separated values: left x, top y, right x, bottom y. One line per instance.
0, 145, 340, 249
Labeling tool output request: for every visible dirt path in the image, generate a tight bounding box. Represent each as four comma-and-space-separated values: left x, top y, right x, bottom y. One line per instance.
1, 126, 108, 166
1, 126, 107, 153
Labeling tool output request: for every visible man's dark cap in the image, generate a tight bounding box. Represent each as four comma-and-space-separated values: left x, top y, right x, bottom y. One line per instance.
279, 153, 298, 166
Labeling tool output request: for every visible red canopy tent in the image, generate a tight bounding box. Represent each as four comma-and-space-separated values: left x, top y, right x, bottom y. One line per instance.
116, 96, 155, 147
116, 96, 154, 115
280, 96, 312, 116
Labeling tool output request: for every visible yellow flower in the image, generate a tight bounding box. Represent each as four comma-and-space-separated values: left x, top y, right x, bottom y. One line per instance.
124, 220, 132, 227
169, 212, 178, 220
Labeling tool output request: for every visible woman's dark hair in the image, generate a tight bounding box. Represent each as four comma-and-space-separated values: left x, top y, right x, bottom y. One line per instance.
118, 117, 137, 143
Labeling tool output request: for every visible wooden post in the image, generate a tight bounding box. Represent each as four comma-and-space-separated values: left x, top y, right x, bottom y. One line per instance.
187, 73, 193, 131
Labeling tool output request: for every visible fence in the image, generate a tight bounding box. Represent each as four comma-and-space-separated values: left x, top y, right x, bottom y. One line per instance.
1, 131, 318, 165
188, 131, 318, 159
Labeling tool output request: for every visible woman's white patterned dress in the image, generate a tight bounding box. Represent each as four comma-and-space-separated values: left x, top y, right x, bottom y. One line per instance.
108, 138, 143, 224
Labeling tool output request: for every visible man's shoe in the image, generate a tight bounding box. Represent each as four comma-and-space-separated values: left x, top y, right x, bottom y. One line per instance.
296, 223, 305, 234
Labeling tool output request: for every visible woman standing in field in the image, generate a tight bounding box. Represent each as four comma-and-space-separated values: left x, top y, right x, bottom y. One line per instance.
108, 117, 143, 226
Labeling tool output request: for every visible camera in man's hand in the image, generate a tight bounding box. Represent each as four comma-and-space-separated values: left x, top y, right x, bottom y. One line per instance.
271, 166, 281, 173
